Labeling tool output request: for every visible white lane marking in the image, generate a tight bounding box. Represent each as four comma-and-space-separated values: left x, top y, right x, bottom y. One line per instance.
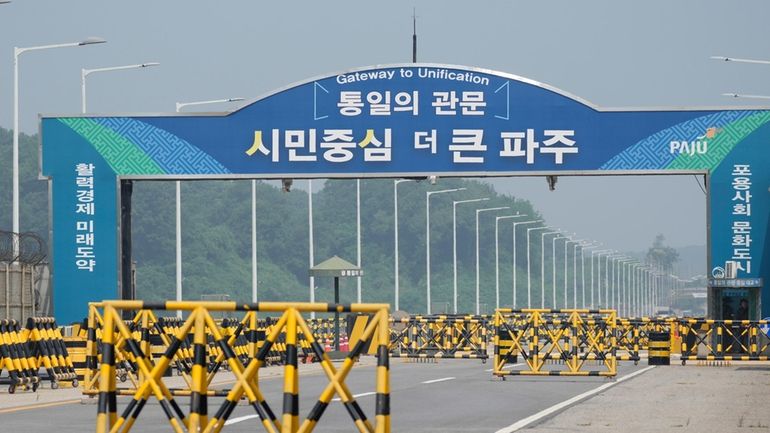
486, 363, 522, 372
332, 391, 376, 402
494, 366, 656, 433
225, 414, 260, 426
421, 376, 456, 384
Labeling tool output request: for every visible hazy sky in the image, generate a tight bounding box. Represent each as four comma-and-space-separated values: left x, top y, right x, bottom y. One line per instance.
2, 0, 769, 252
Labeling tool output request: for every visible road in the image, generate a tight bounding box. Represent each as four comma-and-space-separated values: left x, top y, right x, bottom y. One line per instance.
0, 360, 649, 432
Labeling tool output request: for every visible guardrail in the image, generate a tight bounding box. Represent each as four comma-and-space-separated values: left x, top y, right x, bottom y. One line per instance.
93, 300, 391, 433
493, 309, 617, 377
679, 319, 770, 363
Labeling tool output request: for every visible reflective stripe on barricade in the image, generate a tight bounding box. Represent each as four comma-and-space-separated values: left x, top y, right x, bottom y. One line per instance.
92, 300, 391, 433
493, 309, 617, 377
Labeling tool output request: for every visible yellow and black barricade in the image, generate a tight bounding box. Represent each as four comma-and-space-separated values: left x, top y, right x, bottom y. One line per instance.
0, 319, 40, 393
22, 317, 79, 388
93, 300, 391, 433
679, 319, 770, 363
493, 308, 617, 377
388, 315, 488, 361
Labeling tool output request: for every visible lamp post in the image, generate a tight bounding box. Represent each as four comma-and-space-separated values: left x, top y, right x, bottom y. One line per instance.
356, 180, 361, 303
174, 98, 245, 316
552, 235, 569, 308
393, 179, 415, 312
81, 62, 159, 113
619, 258, 636, 316
591, 249, 613, 308
309, 180, 315, 318
494, 214, 525, 311
426, 188, 465, 314
511, 220, 541, 308
564, 238, 585, 308
475, 206, 509, 314
617, 256, 634, 316
579, 244, 600, 308
539, 229, 561, 308
526, 225, 547, 309
453, 197, 490, 313
12, 37, 106, 259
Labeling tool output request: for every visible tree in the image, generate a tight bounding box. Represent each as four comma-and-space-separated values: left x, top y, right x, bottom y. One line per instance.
646, 234, 679, 272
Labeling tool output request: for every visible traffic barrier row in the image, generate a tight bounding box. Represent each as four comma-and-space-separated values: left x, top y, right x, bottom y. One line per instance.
388, 316, 488, 361
22, 317, 79, 388
93, 300, 391, 433
78, 304, 348, 396
493, 309, 618, 377
679, 319, 770, 363
0, 317, 78, 393
0, 319, 40, 393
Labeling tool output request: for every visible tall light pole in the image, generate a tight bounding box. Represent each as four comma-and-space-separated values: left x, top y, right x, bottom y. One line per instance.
81, 62, 159, 113
174, 97, 245, 112
12, 37, 106, 259
393, 179, 415, 312
475, 206, 509, 314
564, 238, 585, 308
580, 244, 600, 309
511, 219, 541, 308
308, 180, 315, 318
526, 225, 547, 309
453, 197, 490, 313
175, 98, 245, 316
356, 179, 362, 303
426, 188, 465, 314
539, 229, 561, 308
591, 249, 613, 308
552, 235, 569, 308
494, 214, 525, 311
619, 259, 636, 317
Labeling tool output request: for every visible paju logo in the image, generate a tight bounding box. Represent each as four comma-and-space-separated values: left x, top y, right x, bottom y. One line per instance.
669, 127, 721, 156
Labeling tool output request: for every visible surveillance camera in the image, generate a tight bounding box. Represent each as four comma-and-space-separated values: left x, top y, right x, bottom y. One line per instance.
428, 176, 438, 185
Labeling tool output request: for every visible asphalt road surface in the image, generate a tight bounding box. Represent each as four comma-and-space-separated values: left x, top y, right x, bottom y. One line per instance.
0, 360, 648, 432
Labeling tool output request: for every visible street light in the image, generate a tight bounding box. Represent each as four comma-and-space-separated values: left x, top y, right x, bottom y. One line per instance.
511, 220, 542, 308
81, 62, 159, 113
494, 214, 526, 311
711, 56, 770, 100
426, 187, 465, 314
475, 206, 509, 314
580, 243, 601, 308
539, 229, 561, 308
552, 234, 569, 308
710, 56, 770, 65
616, 256, 636, 316
526, 225, 548, 309
175, 97, 245, 112
590, 249, 614, 308
174, 98, 245, 316
12, 37, 106, 259
564, 238, 586, 308
453, 197, 490, 313
393, 179, 416, 311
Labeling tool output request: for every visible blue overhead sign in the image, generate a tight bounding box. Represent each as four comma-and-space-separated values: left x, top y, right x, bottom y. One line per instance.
40, 64, 770, 323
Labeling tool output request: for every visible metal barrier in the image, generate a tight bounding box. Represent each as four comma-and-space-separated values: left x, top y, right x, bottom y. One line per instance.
679, 319, 770, 363
615, 318, 676, 363
0, 319, 40, 393
389, 315, 488, 361
493, 309, 617, 377
93, 300, 391, 433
